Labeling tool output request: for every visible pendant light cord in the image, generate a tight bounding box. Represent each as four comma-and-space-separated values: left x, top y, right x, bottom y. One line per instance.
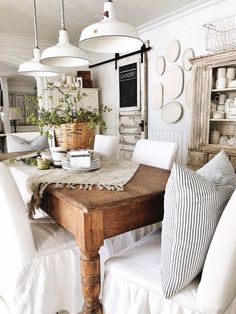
33, 0, 39, 48
60, 0, 66, 30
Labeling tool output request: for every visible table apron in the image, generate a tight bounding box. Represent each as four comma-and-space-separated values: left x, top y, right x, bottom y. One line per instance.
102, 193, 165, 238
41, 190, 165, 242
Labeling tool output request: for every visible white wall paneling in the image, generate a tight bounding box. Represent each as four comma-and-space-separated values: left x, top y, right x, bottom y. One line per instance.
138, 0, 234, 165
150, 129, 189, 165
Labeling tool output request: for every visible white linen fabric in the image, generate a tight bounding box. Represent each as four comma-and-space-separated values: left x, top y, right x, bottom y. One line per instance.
103, 230, 204, 314
6, 132, 48, 153
197, 189, 236, 314
0, 162, 36, 260
197, 150, 236, 187
0, 297, 9, 314
161, 163, 235, 298
132, 139, 179, 170
0, 162, 82, 314
94, 134, 119, 157
102, 230, 236, 314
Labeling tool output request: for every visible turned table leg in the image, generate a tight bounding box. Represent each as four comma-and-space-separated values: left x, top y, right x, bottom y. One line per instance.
80, 251, 102, 313
76, 210, 104, 314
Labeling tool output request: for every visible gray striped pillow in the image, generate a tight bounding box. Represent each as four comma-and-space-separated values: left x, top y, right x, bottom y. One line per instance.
161, 163, 235, 298
197, 150, 236, 187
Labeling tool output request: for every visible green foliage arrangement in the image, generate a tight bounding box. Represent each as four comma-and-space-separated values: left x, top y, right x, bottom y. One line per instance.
8, 152, 41, 166
26, 82, 111, 136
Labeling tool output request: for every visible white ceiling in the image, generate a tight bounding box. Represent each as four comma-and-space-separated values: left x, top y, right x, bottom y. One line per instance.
0, 0, 198, 43
0, 61, 18, 76
0, 0, 198, 77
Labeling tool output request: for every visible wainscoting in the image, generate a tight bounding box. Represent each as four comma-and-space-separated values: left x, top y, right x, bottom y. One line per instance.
150, 129, 189, 165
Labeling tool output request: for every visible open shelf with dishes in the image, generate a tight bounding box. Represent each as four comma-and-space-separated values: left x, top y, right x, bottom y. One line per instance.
209, 65, 236, 148
212, 87, 236, 93
210, 118, 236, 122
188, 49, 236, 171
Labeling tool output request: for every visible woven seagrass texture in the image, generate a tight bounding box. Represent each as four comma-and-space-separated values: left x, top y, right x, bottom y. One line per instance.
54, 122, 95, 150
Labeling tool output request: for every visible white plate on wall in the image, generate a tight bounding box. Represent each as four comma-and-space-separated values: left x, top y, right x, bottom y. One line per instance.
164, 65, 184, 99
155, 56, 165, 75
151, 83, 163, 109
166, 39, 181, 62
161, 101, 183, 124
182, 48, 194, 71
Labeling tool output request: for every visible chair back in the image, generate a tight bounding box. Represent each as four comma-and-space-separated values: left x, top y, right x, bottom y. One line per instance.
94, 134, 119, 157
0, 297, 9, 314
132, 139, 179, 170
6, 132, 47, 153
0, 163, 36, 261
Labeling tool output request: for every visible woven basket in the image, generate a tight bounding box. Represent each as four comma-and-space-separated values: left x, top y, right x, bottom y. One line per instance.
54, 122, 95, 150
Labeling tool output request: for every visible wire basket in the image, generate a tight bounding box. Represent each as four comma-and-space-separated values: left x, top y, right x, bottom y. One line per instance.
204, 15, 236, 53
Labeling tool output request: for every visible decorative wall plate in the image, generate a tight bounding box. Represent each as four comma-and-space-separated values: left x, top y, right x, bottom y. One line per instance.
166, 39, 180, 62
161, 101, 183, 124
164, 65, 184, 99
182, 48, 194, 71
151, 83, 163, 109
155, 56, 165, 75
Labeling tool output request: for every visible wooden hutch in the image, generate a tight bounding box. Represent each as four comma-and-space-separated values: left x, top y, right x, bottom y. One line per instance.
188, 49, 236, 171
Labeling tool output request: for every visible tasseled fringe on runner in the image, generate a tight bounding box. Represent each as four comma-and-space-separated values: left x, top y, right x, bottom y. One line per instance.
27, 181, 124, 218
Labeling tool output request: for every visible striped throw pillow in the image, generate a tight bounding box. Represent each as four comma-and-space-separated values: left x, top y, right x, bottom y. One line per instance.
161, 163, 235, 298
197, 150, 236, 187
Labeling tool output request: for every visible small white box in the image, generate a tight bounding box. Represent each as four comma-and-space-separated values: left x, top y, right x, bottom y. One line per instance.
69, 150, 91, 168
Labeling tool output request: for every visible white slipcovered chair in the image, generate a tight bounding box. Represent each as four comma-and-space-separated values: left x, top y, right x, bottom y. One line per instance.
6, 132, 48, 153
102, 195, 236, 314
102, 229, 206, 314
132, 139, 179, 170
102, 153, 236, 314
93, 134, 119, 158
0, 162, 82, 314
0, 297, 9, 314
101, 139, 179, 261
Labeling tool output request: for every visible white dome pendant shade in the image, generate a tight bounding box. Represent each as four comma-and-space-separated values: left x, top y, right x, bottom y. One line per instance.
40, 0, 89, 67
40, 29, 89, 67
78, 0, 143, 54
18, 48, 58, 77
18, 0, 58, 77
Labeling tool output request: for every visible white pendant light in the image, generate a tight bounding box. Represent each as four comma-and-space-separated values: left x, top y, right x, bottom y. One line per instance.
78, 0, 143, 54
40, 0, 89, 67
18, 0, 58, 77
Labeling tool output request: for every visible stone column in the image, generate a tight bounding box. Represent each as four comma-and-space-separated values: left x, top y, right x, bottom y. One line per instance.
0, 77, 10, 133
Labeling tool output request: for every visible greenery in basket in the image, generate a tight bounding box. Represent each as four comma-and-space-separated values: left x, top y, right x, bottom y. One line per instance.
26, 82, 111, 137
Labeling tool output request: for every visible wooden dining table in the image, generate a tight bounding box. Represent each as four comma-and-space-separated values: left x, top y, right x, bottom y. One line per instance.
39, 164, 170, 313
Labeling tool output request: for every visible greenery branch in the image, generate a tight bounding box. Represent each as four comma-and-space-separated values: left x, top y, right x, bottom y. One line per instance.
26, 82, 111, 136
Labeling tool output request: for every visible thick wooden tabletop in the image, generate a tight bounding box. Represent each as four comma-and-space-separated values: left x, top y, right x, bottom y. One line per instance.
41, 165, 170, 239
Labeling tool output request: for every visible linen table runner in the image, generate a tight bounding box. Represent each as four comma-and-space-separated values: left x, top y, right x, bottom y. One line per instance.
6, 157, 139, 217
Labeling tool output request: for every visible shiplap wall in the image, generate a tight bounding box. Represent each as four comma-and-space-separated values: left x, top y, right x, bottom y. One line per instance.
150, 129, 189, 164
92, 0, 235, 164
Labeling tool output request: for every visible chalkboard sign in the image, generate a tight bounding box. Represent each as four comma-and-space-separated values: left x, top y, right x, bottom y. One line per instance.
119, 63, 139, 110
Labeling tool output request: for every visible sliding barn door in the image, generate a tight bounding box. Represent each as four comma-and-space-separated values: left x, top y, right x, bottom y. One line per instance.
118, 52, 148, 159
